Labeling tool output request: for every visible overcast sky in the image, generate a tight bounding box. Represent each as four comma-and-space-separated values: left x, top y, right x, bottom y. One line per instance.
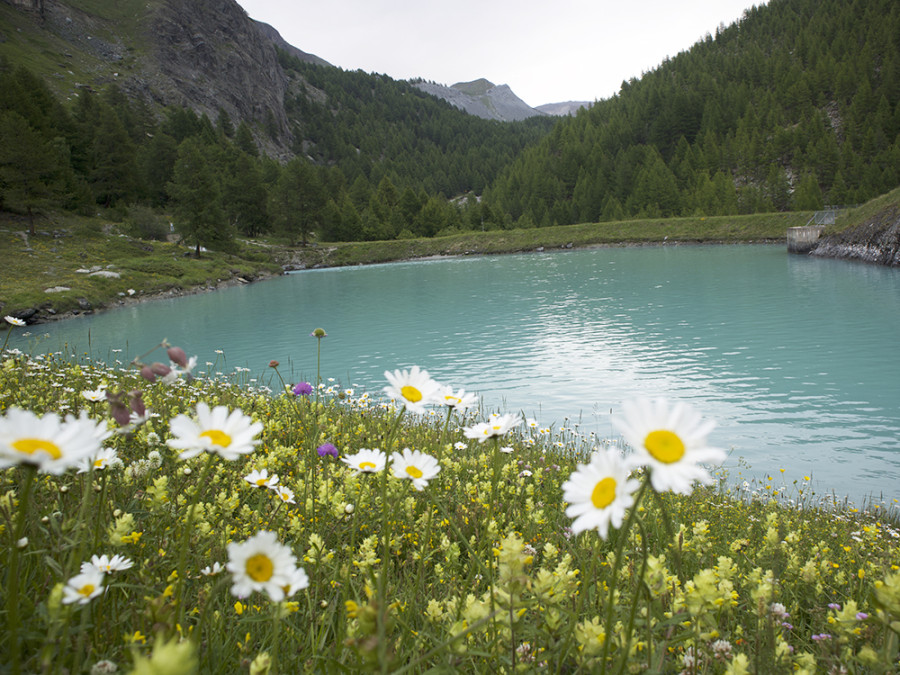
235, 0, 765, 108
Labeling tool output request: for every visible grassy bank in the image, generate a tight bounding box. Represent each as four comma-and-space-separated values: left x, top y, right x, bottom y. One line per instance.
302, 211, 800, 268
0, 344, 898, 674
0, 212, 282, 323
1, 209, 803, 323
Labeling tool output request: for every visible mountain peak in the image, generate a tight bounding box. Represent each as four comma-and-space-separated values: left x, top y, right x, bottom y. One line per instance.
413, 79, 545, 122
450, 78, 496, 96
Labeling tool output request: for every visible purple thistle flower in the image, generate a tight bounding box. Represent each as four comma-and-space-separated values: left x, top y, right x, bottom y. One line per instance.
293, 381, 313, 396
317, 443, 339, 458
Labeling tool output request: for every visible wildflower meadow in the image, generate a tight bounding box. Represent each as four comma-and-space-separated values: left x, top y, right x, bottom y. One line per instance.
1, 317, 899, 674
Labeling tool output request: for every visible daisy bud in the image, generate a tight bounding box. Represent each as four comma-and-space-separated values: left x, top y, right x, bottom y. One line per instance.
16, 537, 28, 548
167, 346, 188, 368
129, 391, 146, 417
107, 393, 131, 427
150, 362, 171, 377
311, 327, 327, 338
344, 504, 355, 514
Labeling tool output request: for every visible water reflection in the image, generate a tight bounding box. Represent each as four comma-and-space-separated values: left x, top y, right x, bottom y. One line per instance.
10, 244, 900, 503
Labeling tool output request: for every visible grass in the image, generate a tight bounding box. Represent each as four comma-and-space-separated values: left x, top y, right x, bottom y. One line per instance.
309, 211, 800, 268
830, 185, 900, 234
0, 337, 898, 674
0, 212, 281, 320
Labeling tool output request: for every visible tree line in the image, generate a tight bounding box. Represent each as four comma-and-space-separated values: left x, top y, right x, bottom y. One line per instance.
0, 56, 549, 249
483, 0, 900, 227
2, 0, 899, 246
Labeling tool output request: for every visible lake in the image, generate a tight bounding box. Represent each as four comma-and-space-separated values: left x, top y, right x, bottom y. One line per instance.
9, 244, 900, 504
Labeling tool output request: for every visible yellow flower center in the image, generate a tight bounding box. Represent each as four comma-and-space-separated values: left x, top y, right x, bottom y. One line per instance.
406, 465, 424, 479
445, 396, 460, 406
255, 479, 267, 486
200, 429, 232, 448
401, 385, 422, 402
245, 553, 274, 582
93, 459, 105, 468
78, 584, 96, 597
591, 477, 617, 509
12, 438, 62, 460
359, 461, 376, 470
644, 430, 685, 464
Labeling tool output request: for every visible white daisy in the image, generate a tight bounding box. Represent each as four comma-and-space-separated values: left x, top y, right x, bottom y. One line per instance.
390, 448, 441, 491
613, 398, 726, 495
200, 562, 224, 576
226, 530, 298, 601
81, 553, 133, 575
76, 447, 119, 474
4, 315, 26, 326
81, 385, 107, 402
244, 468, 279, 489
383, 366, 441, 414
463, 413, 522, 443
166, 403, 263, 461
435, 386, 479, 411
273, 485, 295, 504
0, 408, 109, 475
340, 448, 386, 473
62, 569, 106, 605
561, 448, 640, 537
280, 566, 310, 598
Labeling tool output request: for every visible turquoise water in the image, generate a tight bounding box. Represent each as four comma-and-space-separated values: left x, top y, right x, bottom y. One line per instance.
9, 244, 900, 503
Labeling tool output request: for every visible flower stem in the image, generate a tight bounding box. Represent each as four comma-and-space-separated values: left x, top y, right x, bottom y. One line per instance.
6, 465, 37, 675
175, 453, 215, 634
599, 477, 650, 675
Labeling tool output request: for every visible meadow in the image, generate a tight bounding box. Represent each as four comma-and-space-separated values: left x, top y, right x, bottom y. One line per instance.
0, 321, 898, 674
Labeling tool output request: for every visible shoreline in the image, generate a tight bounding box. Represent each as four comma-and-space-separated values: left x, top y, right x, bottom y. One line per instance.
10, 238, 785, 326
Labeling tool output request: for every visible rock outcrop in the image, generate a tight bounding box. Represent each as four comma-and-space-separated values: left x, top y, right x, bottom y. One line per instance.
811, 204, 900, 266
3, 0, 330, 155
414, 78, 545, 121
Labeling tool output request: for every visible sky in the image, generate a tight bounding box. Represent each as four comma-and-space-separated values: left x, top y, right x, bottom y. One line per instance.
234, 0, 765, 108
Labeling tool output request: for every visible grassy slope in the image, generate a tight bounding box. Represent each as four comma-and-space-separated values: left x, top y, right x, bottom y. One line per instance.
0, 213, 281, 320
0, 0, 153, 99
829, 185, 900, 233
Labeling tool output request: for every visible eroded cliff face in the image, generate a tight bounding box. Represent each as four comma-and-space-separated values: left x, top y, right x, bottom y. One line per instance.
811, 205, 900, 266
143, 0, 290, 139
3, 0, 328, 155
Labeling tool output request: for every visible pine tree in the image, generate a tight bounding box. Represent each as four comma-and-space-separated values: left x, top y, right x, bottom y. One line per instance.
167, 138, 227, 256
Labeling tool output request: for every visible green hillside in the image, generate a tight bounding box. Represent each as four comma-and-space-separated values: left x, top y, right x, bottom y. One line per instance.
0, 0, 898, 251
484, 0, 900, 227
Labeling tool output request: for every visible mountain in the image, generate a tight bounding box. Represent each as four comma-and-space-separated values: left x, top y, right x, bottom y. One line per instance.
536, 101, 593, 116
413, 78, 546, 122
0, 0, 327, 155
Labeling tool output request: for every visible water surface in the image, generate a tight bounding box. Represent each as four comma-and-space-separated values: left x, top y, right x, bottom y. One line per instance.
11, 245, 900, 503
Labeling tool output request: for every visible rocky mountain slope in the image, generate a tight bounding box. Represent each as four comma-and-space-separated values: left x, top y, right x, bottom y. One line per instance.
536, 101, 592, 116
0, 0, 326, 154
413, 78, 546, 121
